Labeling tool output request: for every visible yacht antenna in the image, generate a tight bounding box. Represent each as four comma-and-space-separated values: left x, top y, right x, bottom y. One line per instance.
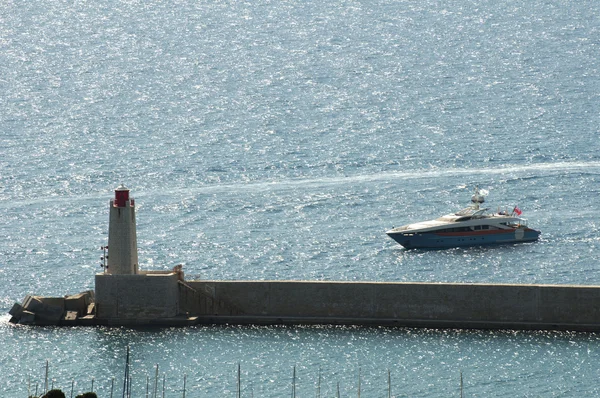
471, 186, 486, 210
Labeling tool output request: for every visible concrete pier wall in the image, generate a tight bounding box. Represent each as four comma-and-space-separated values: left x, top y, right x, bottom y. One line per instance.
10, 280, 600, 330
95, 273, 179, 321
184, 281, 600, 331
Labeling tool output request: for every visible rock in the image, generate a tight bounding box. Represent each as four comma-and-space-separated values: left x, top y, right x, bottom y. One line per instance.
18, 311, 35, 325
65, 293, 88, 316
35, 304, 64, 326
8, 302, 23, 318
62, 311, 78, 325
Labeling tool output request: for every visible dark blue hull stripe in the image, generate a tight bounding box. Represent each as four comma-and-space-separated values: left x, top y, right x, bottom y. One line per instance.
387, 230, 541, 249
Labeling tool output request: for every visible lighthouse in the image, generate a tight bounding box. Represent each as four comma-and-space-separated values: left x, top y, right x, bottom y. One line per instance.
95, 185, 183, 323
106, 184, 138, 275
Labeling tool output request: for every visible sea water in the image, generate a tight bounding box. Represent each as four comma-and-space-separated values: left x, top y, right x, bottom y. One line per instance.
1, 0, 600, 396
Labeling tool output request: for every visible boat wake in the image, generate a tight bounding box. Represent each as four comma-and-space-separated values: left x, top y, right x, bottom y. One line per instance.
4, 161, 599, 208
194, 160, 600, 193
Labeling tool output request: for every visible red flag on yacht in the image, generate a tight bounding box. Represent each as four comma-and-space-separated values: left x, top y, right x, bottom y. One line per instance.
513, 206, 522, 216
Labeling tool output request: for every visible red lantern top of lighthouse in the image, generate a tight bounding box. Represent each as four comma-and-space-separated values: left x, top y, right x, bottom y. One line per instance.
114, 184, 131, 207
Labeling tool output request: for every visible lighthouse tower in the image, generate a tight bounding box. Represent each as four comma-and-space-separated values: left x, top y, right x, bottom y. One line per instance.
95, 185, 183, 323
106, 185, 138, 275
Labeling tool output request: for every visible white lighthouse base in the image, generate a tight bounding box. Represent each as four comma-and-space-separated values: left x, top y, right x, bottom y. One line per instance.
95, 272, 180, 323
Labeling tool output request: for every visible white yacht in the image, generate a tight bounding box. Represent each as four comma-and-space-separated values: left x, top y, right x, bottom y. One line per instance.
386, 187, 541, 249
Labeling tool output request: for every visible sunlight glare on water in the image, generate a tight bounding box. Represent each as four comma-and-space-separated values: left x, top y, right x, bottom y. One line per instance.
1, 0, 600, 395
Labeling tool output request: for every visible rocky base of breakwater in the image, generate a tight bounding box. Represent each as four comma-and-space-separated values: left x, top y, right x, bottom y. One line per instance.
9, 291, 96, 326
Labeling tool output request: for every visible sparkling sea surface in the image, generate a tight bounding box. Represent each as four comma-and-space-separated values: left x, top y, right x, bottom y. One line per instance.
1, 0, 600, 396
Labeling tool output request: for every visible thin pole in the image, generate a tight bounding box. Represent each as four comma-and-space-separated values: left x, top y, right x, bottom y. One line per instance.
71, 379, 74, 398
91, 377, 94, 392
45, 360, 49, 394
336, 382, 340, 398
182, 373, 186, 398
128, 374, 132, 398
291, 365, 296, 398
122, 346, 130, 398
316, 366, 321, 398
111, 377, 115, 398
460, 371, 463, 398
357, 367, 361, 398
237, 363, 241, 398
156, 365, 160, 398
388, 369, 391, 398
146, 376, 150, 398
162, 373, 166, 398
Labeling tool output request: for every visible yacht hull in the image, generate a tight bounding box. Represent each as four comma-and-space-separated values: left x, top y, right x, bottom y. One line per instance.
387, 228, 541, 249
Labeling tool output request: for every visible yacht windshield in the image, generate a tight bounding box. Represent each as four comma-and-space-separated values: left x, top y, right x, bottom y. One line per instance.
455, 207, 488, 217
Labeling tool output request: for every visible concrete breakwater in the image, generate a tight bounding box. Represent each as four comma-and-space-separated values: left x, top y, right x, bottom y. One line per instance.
10, 279, 600, 332
9, 291, 96, 326
9, 186, 600, 332
185, 280, 600, 332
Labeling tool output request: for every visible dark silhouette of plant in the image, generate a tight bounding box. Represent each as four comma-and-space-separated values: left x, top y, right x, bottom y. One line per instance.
75, 393, 98, 398
41, 389, 66, 398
